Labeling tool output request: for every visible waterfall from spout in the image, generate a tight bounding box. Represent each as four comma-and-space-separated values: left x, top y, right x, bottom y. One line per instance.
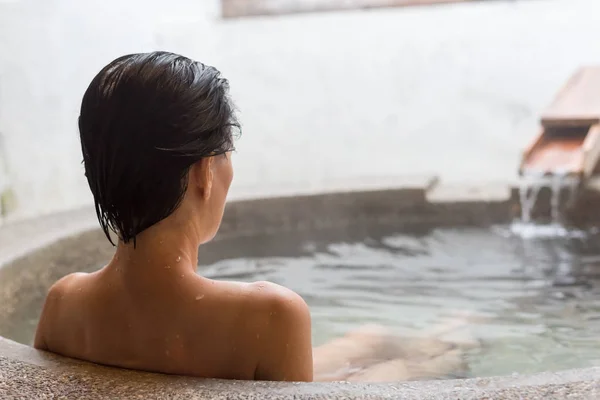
519, 171, 544, 223
512, 169, 582, 239
519, 170, 580, 224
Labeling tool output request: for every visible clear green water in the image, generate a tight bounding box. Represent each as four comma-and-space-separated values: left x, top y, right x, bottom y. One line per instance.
201, 223, 600, 378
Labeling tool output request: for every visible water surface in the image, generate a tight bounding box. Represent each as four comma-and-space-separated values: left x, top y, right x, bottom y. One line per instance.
201, 223, 600, 377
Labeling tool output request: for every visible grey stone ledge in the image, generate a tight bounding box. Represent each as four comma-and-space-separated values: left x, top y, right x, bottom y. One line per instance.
426, 182, 514, 203
228, 175, 439, 201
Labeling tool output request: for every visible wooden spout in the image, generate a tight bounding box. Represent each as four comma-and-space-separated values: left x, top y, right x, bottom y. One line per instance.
520, 67, 600, 179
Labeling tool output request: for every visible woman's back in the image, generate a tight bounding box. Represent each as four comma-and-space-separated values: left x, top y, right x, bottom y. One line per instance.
35, 254, 313, 381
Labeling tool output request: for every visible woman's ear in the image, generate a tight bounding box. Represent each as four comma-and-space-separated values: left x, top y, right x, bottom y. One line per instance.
190, 157, 213, 200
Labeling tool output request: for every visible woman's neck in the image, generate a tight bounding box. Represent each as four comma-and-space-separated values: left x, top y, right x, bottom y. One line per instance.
110, 219, 202, 278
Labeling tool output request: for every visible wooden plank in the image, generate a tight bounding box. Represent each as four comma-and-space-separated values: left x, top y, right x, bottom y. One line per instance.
582, 124, 600, 178
521, 136, 585, 176
541, 67, 600, 127
222, 0, 472, 19
519, 128, 545, 175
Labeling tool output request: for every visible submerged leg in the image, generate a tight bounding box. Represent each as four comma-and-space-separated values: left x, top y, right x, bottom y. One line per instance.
313, 313, 480, 382
345, 348, 468, 382
313, 324, 391, 381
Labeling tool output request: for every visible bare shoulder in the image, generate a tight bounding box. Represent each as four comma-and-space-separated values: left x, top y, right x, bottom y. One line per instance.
34, 272, 89, 350
52, 272, 88, 290
47, 272, 89, 299
248, 281, 310, 317
250, 281, 313, 381
249, 280, 311, 342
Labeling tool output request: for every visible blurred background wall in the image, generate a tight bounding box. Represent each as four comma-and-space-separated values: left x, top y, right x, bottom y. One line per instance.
0, 0, 599, 220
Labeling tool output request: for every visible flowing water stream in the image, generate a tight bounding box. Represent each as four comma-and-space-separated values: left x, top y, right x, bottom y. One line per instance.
515, 168, 582, 239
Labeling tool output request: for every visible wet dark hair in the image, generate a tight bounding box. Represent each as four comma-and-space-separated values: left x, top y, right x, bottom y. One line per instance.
79, 51, 239, 246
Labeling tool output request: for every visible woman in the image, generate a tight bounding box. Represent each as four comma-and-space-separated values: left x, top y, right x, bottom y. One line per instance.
35, 51, 312, 381
34, 52, 472, 382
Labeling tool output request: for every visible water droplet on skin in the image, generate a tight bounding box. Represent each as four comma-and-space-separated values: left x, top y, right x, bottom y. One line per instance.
181, 274, 185, 278
165, 265, 171, 269
195, 294, 205, 300
176, 256, 181, 263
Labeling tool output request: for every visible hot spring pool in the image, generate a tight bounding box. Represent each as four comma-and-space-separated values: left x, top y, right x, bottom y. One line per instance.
201, 223, 600, 378
4, 221, 600, 380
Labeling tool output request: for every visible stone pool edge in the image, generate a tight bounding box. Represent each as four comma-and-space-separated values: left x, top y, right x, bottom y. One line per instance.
2, 176, 600, 399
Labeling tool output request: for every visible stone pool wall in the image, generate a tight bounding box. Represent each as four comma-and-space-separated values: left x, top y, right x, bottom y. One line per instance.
2, 178, 600, 399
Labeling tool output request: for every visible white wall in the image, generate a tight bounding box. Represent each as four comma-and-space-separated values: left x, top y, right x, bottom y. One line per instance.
0, 0, 599, 220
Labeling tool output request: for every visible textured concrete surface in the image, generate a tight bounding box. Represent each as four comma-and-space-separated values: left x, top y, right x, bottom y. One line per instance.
2, 181, 600, 398
2, 337, 600, 399
1, 0, 600, 220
